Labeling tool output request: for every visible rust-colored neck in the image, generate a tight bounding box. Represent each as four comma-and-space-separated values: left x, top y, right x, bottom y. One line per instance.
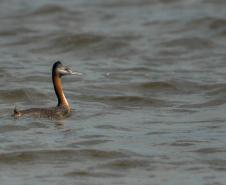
52, 74, 70, 109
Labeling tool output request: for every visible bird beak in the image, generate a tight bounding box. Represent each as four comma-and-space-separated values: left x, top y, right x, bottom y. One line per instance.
71, 71, 83, 75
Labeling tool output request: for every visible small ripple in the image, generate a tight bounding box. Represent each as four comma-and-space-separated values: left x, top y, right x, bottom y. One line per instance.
65, 170, 123, 178
0, 28, 34, 37
100, 159, 150, 170
67, 139, 112, 147
0, 88, 47, 102
95, 125, 132, 131
170, 141, 195, 147
160, 37, 215, 50
204, 84, 226, 95
0, 149, 129, 164
205, 160, 226, 171
204, 0, 226, 5
98, 81, 177, 92
0, 89, 28, 102
52, 33, 105, 49
80, 95, 169, 108
33, 33, 136, 58
146, 131, 171, 135
0, 125, 28, 133
32, 4, 66, 15
170, 17, 226, 38
23, 75, 49, 82
95, 0, 179, 8
194, 148, 226, 154
209, 18, 226, 31
27, 122, 49, 129
80, 134, 106, 139
131, 81, 177, 92
187, 98, 226, 108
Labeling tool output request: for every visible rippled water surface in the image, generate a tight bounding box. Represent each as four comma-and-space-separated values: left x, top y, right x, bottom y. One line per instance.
1, 0, 226, 184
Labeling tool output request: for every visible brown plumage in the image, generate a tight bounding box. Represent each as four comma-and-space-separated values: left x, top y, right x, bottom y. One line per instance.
12, 61, 82, 119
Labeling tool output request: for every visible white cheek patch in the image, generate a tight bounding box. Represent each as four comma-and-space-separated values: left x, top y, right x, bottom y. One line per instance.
57, 68, 69, 75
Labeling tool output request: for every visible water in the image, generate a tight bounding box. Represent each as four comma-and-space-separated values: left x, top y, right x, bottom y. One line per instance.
0, 0, 226, 184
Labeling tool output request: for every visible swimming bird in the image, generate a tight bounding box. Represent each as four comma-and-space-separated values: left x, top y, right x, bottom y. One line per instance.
13, 61, 82, 119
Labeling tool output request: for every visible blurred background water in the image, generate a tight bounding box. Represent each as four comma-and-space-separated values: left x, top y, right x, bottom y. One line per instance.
0, 0, 226, 184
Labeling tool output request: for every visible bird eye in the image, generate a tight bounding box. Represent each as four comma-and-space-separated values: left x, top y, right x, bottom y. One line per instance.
64, 66, 69, 71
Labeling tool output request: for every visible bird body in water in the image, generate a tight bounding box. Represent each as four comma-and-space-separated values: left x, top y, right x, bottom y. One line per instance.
13, 61, 82, 119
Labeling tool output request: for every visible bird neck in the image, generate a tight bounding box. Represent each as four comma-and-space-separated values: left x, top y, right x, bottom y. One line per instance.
52, 74, 70, 109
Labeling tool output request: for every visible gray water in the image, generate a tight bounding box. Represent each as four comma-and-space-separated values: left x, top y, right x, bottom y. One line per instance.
0, 0, 226, 184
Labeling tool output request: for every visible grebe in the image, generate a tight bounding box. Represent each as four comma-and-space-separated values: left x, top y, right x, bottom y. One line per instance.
13, 61, 82, 119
